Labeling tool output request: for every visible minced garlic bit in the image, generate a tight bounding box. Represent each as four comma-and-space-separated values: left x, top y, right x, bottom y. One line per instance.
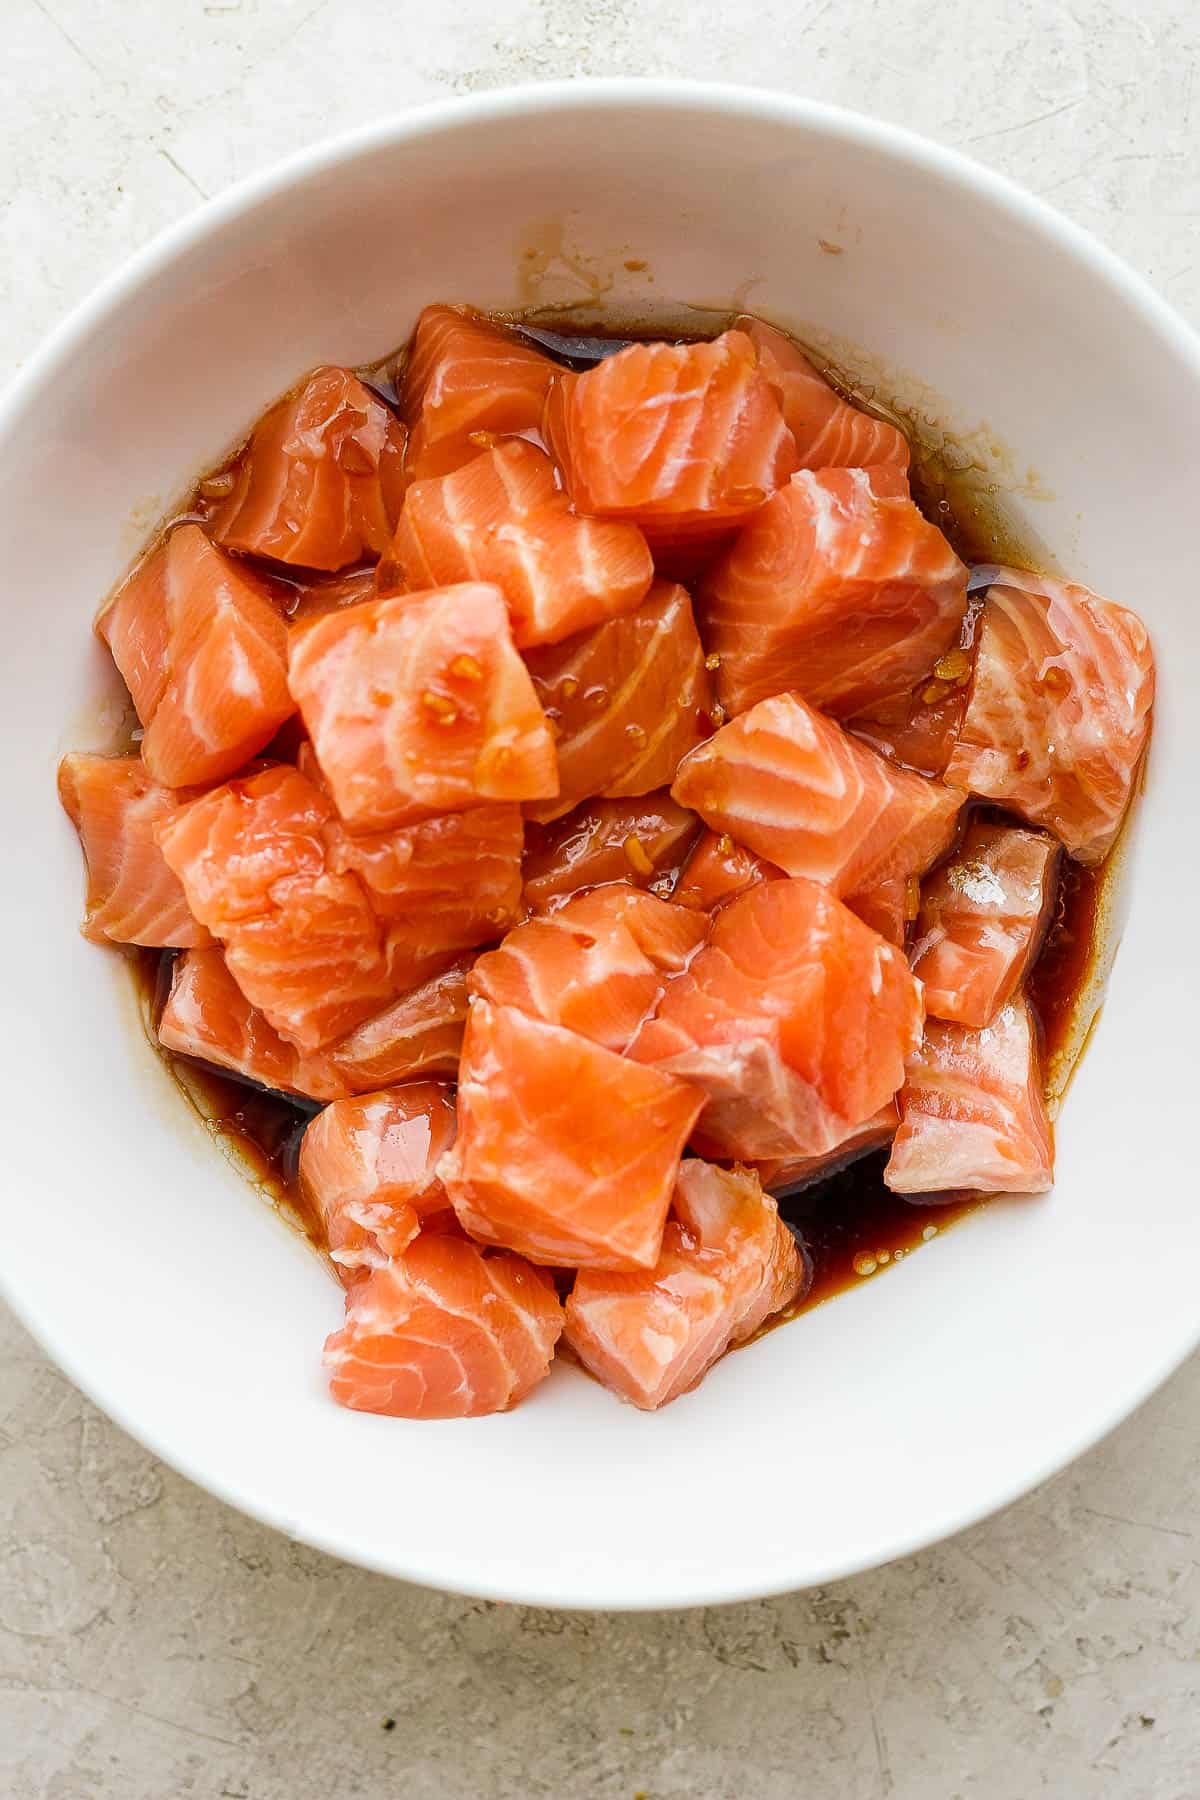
853, 1253, 878, 1278
623, 834, 655, 877
933, 647, 971, 683
449, 653, 483, 682
704, 652, 722, 671
725, 485, 766, 509
560, 676, 580, 700
904, 876, 921, 920
486, 906, 511, 927
921, 681, 947, 705
420, 690, 458, 725
199, 470, 236, 500
467, 429, 498, 449
716, 834, 734, 856
922, 1225, 938, 1242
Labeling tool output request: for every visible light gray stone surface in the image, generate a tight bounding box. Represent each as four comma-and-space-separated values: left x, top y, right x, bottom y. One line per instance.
3, 3, 1199, 1794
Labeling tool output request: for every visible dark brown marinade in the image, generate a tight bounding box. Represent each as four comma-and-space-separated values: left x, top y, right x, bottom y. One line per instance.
132, 310, 1114, 1316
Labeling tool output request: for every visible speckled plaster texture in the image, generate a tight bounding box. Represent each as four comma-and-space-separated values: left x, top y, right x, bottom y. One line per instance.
3, 4, 1199, 1796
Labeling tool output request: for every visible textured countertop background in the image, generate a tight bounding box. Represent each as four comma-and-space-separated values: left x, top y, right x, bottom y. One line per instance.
3, 4, 1199, 1796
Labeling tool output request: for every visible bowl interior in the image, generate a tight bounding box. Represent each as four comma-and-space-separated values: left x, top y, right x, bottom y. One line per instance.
2, 86, 1196, 1608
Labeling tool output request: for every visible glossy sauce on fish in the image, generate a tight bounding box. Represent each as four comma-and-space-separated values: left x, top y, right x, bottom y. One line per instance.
127, 311, 1110, 1315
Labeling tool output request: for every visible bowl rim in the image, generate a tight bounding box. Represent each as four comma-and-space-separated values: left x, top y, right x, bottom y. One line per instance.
4, 77, 1199, 1609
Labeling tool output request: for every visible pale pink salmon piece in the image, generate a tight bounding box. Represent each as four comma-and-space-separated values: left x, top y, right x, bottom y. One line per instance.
158, 948, 348, 1101
441, 1000, 703, 1270
211, 366, 406, 571
885, 995, 1054, 1194
754, 1103, 898, 1193
389, 438, 653, 647
58, 753, 213, 948
157, 764, 394, 1050
631, 876, 923, 1162
564, 1160, 805, 1410
735, 317, 910, 471
701, 466, 967, 718
299, 1081, 457, 1274
521, 793, 701, 912
99, 523, 294, 788
672, 829, 781, 912
543, 330, 798, 549
910, 821, 1060, 1027
944, 567, 1154, 862
470, 885, 706, 1054
398, 305, 556, 482
672, 691, 962, 897
330, 957, 472, 1092
288, 582, 558, 829
324, 1230, 563, 1419
524, 580, 713, 823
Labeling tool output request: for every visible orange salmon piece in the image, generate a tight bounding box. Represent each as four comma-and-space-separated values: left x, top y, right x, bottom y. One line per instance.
299, 1081, 457, 1273
390, 439, 653, 646
944, 568, 1154, 863
564, 1159, 805, 1410
701, 466, 967, 718
755, 1103, 898, 1193
910, 821, 1059, 1027
157, 948, 348, 1101
521, 793, 701, 911
157, 764, 394, 1050
329, 957, 472, 1092
99, 523, 294, 789
211, 366, 406, 571
543, 330, 798, 550
735, 316, 910, 471
324, 1230, 564, 1419
470, 885, 706, 1054
885, 996, 1053, 1194
631, 877, 923, 1161
441, 1000, 703, 1270
288, 583, 558, 828
673, 829, 781, 912
524, 580, 713, 822
398, 305, 556, 482
672, 692, 961, 896
58, 753, 212, 948
843, 871, 914, 945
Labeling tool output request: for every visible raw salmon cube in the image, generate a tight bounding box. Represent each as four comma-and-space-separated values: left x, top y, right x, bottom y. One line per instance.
563, 1160, 806, 1410
299, 1081, 457, 1273
700, 466, 967, 718
524, 580, 714, 822
521, 793, 701, 911
389, 439, 654, 646
398, 305, 556, 481
285, 566, 377, 625
470, 885, 707, 1053
843, 871, 914, 945
99, 524, 294, 788
885, 996, 1054, 1194
288, 583, 558, 828
543, 330, 798, 548
672, 829, 781, 912
735, 316, 910, 471
755, 1104, 898, 1194
58, 753, 212, 948
329, 957, 473, 1092
211, 366, 406, 571
944, 568, 1154, 862
324, 1231, 564, 1419
672, 691, 961, 896
157, 764, 394, 1050
157, 949, 349, 1101
910, 821, 1060, 1027
441, 1000, 703, 1270
631, 877, 923, 1161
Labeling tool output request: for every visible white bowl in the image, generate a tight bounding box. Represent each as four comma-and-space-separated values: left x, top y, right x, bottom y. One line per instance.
2, 81, 1196, 1611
